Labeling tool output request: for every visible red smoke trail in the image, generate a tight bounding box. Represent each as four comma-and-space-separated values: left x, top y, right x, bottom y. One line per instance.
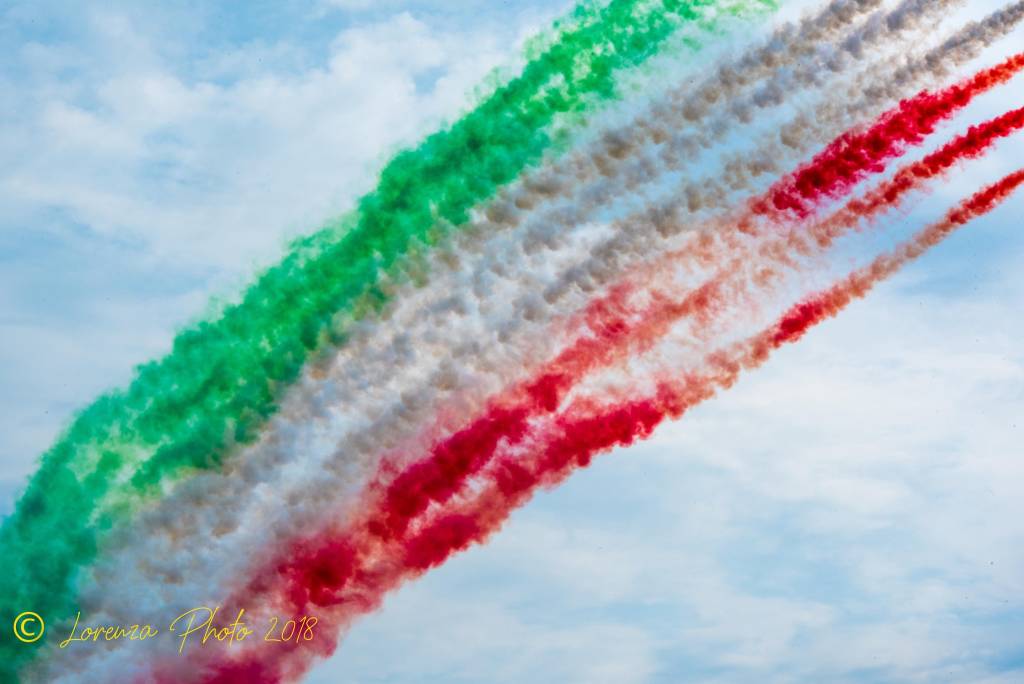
806, 105, 1024, 246
748, 104, 1024, 269
771, 170, 1024, 345
178, 169, 1023, 684
750, 52, 1024, 220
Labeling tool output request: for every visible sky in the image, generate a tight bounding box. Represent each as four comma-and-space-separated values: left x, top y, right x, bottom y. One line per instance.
1, 1, 1023, 682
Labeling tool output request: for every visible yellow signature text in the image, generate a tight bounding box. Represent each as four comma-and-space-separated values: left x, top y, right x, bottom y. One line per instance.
168, 606, 254, 655
59, 611, 159, 648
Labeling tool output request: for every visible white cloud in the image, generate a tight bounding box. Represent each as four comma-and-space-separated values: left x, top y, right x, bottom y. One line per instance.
2, 10, 528, 271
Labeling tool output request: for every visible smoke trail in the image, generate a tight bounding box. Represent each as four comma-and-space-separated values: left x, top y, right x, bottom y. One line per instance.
790, 105, 1024, 252
3, 0, 780, 675
180, 169, 1024, 684
44, 21, 1019, 684
752, 55, 1024, 220
464, 0, 890, 232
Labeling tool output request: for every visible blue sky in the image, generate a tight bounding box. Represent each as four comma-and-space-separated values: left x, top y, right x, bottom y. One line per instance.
2, 1, 1023, 682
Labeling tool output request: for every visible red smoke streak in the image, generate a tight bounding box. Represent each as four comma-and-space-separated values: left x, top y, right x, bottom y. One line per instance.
806, 105, 1024, 247
156, 61, 1024, 683
751, 53, 1024, 220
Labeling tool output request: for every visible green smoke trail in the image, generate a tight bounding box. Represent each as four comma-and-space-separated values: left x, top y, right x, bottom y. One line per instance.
0, 0, 775, 676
